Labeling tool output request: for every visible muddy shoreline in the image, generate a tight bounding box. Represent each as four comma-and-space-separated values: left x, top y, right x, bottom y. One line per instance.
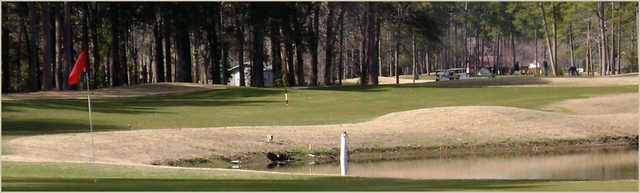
158, 135, 638, 170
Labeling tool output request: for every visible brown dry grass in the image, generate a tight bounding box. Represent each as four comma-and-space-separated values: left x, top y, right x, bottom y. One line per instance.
1, 83, 224, 100
543, 93, 638, 115
4, 92, 637, 166
514, 76, 638, 87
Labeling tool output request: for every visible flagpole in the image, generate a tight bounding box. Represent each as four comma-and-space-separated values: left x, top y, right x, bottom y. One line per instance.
85, 73, 96, 183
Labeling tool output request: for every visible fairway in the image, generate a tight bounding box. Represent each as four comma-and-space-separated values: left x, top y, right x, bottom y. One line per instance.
3, 161, 637, 191
3, 85, 636, 136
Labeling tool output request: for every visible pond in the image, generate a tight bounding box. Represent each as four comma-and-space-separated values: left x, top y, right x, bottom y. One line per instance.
264, 148, 638, 180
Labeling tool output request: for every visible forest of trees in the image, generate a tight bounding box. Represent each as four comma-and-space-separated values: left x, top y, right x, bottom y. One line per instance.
1, 2, 638, 92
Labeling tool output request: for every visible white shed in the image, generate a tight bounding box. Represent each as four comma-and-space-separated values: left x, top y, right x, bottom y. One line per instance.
228, 63, 273, 87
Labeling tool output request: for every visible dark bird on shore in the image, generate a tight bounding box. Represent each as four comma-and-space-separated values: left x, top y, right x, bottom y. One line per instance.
266, 152, 290, 162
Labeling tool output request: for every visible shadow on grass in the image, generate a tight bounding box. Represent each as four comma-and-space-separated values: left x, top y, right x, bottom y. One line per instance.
2, 88, 283, 115
2, 118, 123, 136
1, 177, 564, 191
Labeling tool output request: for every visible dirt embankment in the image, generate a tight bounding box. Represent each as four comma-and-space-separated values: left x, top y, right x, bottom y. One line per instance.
4, 92, 637, 167
420, 76, 638, 88
1, 83, 223, 100
343, 76, 434, 85
342, 75, 637, 88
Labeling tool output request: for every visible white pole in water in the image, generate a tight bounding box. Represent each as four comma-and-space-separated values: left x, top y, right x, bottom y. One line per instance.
85, 74, 96, 183
340, 131, 348, 176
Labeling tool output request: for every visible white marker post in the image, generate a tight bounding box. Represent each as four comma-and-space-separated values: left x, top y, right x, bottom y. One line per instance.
340, 131, 348, 176
85, 74, 96, 183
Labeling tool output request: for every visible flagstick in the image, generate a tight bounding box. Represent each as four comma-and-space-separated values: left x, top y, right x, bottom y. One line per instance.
85, 74, 96, 183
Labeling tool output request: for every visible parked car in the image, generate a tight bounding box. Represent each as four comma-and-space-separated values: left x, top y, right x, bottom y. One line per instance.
436, 68, 469, 81
477, 67, 495, 77
436, 69, 451, 81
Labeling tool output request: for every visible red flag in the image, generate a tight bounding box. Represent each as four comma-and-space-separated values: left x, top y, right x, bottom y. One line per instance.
68, 51, 88, 86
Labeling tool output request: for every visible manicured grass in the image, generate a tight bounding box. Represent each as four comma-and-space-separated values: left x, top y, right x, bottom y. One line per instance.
2, 85, 636, 136
3, 161, 637, 191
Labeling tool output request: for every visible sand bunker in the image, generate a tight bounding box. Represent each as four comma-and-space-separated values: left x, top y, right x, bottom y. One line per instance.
5, 93, 637, 166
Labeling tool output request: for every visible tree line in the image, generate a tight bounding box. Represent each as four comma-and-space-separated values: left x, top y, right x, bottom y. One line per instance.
1, 2, 637, 92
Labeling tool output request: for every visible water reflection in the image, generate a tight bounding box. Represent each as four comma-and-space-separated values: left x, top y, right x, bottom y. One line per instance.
267, 149, 638, 180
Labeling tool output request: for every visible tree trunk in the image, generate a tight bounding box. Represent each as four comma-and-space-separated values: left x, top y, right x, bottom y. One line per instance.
617, 2, 621, 75
2, 4, 10, 92
284, 36, 295, 86
236, 17, 246, 86
395, 23, 399, 85
28, 3, 41, 91
18, 18, 25, 92
463, 2, 468, 71
164, 15, 172, 82
324, 2, 335, 86
425, 49, 430, 75
110, 8, 121, 86
250, 11, 265, 88
511, 30, 517, 72
454, 20, 458, 67
310, 4, 319, 87
551, 2, 558, 75
270, 20, 282, 87
587, 21, 592, 76
540, 2, 557, 76
598, 2, 608, 76
63, 2, 73, 89
154, 15, 165, 82
388, 31, 393, 77
56, 5, 64, 90
222, 42, 230, 85
496, 34, 501, 74
90, 3, 100, 87
534, 20, 538, 75
80, 3, 88, 89
412, 30, 416, 83
184, 32, 192, 83
377, 17, 382, 79
359, 9, 367, 86
367, 2, 378, 85
122, 11, 130, 86
41, 3, 53, 91
175, 20, 188, 82
338, 6, 344, 85
210, 5, 220, 84
175, 21, 187, 82
569, 22, 575, 69
294, 22, 305, 86
610, 2, 616, 75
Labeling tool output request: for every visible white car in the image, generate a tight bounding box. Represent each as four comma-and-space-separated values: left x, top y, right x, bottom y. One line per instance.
436, 70, 451, 81
436, 68, 468, 81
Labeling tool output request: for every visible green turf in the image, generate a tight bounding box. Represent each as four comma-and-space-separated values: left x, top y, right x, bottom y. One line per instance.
2, 85, 636, 136
3, 161, 637, 191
